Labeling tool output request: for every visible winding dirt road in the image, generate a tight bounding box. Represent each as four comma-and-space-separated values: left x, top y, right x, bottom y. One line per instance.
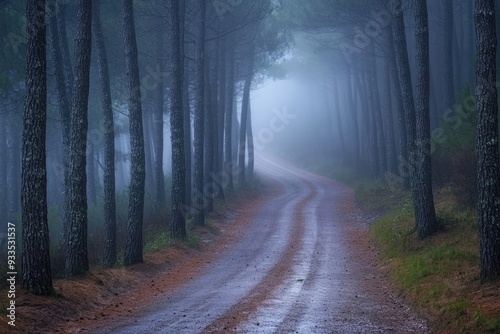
92, 157, 428, 334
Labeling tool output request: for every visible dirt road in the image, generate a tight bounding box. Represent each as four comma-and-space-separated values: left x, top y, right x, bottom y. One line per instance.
92, 157, 428, 334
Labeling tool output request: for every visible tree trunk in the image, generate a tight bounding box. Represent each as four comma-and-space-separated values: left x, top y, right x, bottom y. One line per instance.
65, 0, 92, 278
204, 50, 215, 214
383, 41, 398, 175
388, 24, 410, 189
346, 68, 360, 170
154, 30, 166, 207
224, 45, 235, 192
333, 80, 346, 159
56, 1, 74, 99
123, 0, 146, 266
415, 0, 438, 239
364, 70, 380, 176
87, 142, 97, 205
442, 0, 455, 112
21, 0, 53, 295
143, 111, 155, 199
47, 0, 71, 253
179, 0, 191, 210
168, 0, 187, 238
238, 71, 253, 185
475, 0, 500, 282
92, 0, 116, 267
247, 102, 254, 179
217, 37, 227, 199
193, 0, 206, 226
392, 0, 423, 227
369, 44, 387, 174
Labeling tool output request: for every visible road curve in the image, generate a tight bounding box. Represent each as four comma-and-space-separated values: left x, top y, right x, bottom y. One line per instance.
92, 156, 428, 334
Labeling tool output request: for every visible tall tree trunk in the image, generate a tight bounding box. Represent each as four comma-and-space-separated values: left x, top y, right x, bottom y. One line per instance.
224, 45, 235, 192
204, 51, 215, 214
217, 37, 227, 199
364, 70, 380, 176
123, 0, 145, 266
87, 142, 97, 205
346, 68, 360, 170
154, 30, 165, 207
56, 1, 74, 99
92, 0, 116, 267
247, 102, 254, 179
369, 44, 387, 174
193, 0, 206, 226
238, 69, 253, 185
21, 0, 53, 295
393, 0, 423, 228
143, 111, 155, 199
65, 0, 92, 278
180, 0, 191, 210
389, 24, 410, 189
383, 43, 398, 175
442, 0, 455, 112
168, 0, 186, 238
231, 96, 239, 171
475, 0, 500, 282
415, 0, 438, 239
47, 0, 71, 253
333, 80, 346, 159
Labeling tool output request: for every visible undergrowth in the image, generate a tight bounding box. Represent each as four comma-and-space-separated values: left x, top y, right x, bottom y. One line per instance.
360, 181, 500, 333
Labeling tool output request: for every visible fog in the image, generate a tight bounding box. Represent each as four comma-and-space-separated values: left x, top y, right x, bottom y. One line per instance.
3, 0, 494, 288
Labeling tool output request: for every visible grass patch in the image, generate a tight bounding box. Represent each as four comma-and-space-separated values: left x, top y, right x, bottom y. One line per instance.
359, 180, 500, 333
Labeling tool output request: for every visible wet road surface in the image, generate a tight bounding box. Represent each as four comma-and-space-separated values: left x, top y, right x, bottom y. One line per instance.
93, 157, 428, 334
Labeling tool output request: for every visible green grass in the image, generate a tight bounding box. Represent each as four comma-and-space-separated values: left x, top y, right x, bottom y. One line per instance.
143, 232, 174, 253
358, 180, 496, 333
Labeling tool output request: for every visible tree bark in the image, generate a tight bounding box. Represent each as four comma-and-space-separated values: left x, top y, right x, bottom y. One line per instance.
415, 0, 438, 239
442, 0, 455, 112
475, 0, 500, 282
383, 41, 398, 175
154, 30, 166, 205
47, 0, 71, 253
238, 69, 253, 185
65, 0, 92, 278
168, 0, 187, 238
388, 23, 410, 189
123, 0, 146, 266
224, 45, 235, 192
193, 0, 206, 226
92, 0, 116, 268
247, 102, 254, 179
180, 0, 191, 210
204, 50, 215, 214
87, 142, 97, 205
217, 37, 227, 199
56, 1, 74, 99
21, 0, 53, 295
